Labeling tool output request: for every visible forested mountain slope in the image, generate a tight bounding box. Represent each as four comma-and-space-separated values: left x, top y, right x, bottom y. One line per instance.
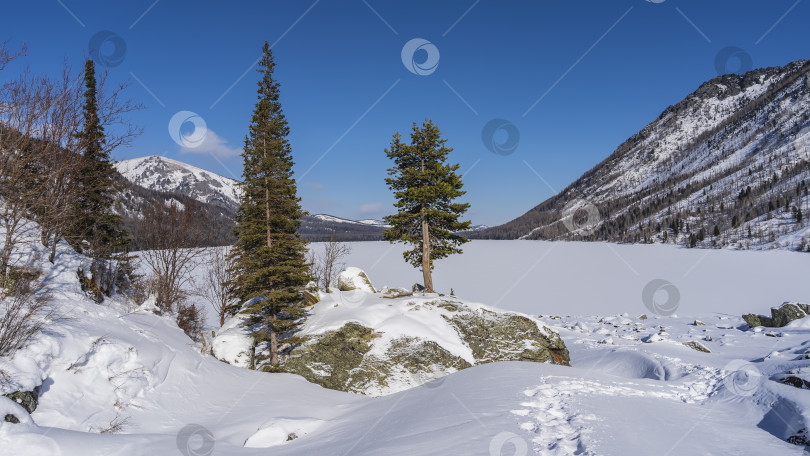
477, 60, 810, 251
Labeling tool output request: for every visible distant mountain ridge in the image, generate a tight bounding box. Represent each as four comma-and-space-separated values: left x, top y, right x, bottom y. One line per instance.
115, 155, 240, 211
113, 156, 395, 242
476, 59, 810, 251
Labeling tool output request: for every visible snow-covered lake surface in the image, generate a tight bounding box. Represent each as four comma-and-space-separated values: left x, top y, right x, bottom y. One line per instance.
329, 240, 810, 317
3, 237, 810, 455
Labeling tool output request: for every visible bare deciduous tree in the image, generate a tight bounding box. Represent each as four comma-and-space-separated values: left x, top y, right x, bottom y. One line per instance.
0, 270, 57, 358
135, 197, 212, 312
309, 237, 352, 291
196, 247, 236, 327
0, 47, 141, 275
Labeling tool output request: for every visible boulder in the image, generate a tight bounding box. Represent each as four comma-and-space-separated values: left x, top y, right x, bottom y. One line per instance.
212, 314, 255, 368
1, 391, 38, 425
743, 302, 807, 328
771, 302, 807, 327
743, 314, 766, 328
278, 297, 569, 396
683, 341, 711, 353
281, 323, 472, 395
3, 387, 40, 414
302, 290, 320, 306
336, 268, 375, 293
444, 309, 569, 365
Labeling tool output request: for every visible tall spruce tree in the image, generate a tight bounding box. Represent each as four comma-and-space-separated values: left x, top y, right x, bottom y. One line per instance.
230, 42, 310, 369
383, 119, 471, 292
70, 59, 130, 295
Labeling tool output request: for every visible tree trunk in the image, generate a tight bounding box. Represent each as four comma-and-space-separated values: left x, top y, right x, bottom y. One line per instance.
264, 139, 272, 250
270, 326, 279, 366
419, 157, 434, 292
421, 214, 433, 292
48, 232, 59, 264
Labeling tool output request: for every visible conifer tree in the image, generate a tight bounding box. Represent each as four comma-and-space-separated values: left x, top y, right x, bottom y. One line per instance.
70, 59, 131, 295
383, 119, 471, 293
230, 43, 310, 369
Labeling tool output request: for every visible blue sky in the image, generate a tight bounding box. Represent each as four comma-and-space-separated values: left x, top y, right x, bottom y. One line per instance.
1, 0, 806, 225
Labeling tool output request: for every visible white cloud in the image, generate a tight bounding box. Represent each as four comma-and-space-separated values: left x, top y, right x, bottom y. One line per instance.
359, 202, 382, 214
178, 129, 241, 159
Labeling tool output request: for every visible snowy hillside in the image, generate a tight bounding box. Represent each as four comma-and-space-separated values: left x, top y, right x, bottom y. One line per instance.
4, 233, 810, 454
113, 157, 393, 241
115, 155, 240, 211
480, 60, 810, 251
311, 214, 389, 227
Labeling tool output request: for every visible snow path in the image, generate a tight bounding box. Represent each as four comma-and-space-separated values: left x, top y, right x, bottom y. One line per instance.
517, 378, 591, 455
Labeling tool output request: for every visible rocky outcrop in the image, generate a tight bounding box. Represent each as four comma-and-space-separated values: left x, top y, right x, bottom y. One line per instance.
444, 308, 569, 365
2, 387, 39, 423
214, 268, 570, 396
683, 341, 711, 353
336, 267, 375, 293
280, 323, 472, 395
743, 302, 808, 328
276, 294, 569, 395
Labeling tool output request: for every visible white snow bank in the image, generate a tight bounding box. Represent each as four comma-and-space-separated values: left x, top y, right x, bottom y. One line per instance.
785, 315, 810, 329
211, 313, 253, 368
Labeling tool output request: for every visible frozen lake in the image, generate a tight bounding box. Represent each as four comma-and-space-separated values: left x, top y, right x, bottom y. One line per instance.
327, 240, 810, 317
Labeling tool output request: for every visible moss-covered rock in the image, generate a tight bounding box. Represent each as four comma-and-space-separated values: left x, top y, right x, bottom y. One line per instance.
743, 314, 766, 328
3, 387, 39, 414
280, 323, 472, 395
2, 387, 40, 423
276, 295, 569, 396
771, 303, 807, 327
683, 341, 711, 353
445, 309, 570, 366
281, 323, 379, 392
744, 302, 807, 328
302, 290, 320, 306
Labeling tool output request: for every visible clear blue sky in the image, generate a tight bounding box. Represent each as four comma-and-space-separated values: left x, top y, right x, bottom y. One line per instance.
1, 1, 806, 225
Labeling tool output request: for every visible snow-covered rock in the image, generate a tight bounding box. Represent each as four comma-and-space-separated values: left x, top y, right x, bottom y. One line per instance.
211, 313, 254, 368
335, 267, 376, 293
278, 289, 569, 396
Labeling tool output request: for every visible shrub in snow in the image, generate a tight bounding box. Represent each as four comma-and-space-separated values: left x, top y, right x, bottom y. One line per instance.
0, 271, 56, 358
176, 303, 205, 342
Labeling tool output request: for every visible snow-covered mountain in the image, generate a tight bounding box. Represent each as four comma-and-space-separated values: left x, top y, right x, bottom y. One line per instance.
114, 157, 393, 241
310, 214, 389, 228
115, 155, 240, 211
479, 59, 810, 251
